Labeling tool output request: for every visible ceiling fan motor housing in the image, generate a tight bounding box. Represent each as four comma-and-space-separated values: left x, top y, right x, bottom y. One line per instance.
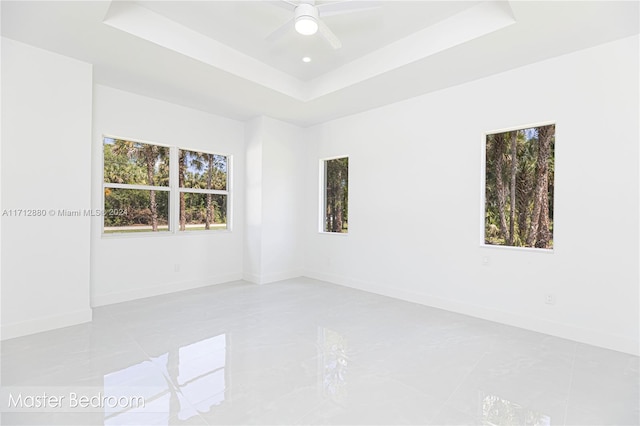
295, 3, 319, 35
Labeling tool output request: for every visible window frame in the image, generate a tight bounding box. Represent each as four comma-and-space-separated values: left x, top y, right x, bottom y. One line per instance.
480, 121, 556, 252
175, 148, 232, 233
102, 136, 172, 235
319, 155, 349, 235
101, 135, 232, 237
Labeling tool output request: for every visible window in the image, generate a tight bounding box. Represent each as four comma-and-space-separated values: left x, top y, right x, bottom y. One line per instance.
322, 157, 349, 233
484, 124, 555, 249
103, 137, 231, 234
178, 150, 228, 231
103, 138, 170, 233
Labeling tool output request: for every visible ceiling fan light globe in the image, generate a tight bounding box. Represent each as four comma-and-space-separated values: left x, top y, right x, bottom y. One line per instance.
295, 16, 318, 35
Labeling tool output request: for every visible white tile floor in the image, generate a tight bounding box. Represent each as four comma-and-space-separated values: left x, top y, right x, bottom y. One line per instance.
1, 277, 638, 425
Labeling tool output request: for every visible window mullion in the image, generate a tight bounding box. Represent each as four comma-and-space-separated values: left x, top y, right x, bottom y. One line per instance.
179, 188, 228, 195
103, 136, 231, 235
170, 146, 179, 233
226, 155, 233, 231
104, 183, 170, 191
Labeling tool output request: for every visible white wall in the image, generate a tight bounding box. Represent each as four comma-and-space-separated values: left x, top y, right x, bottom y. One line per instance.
244, 117, 264, 282
1, 7, 4, 342
303, 35, 640, 355
244, 116, 304, 284
2, 32, 637, 356
1, 38, 93, 339
91, 85, 245, 306
260, 117, 305, 282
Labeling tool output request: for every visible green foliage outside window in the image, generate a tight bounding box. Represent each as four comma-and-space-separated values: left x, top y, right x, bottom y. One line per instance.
178, 149, 228, 231
485, 125, 555, 249
103, 138, 170, 232
104, 188, 169, 231
324, 157, 348, 233
103, 138, 229, 234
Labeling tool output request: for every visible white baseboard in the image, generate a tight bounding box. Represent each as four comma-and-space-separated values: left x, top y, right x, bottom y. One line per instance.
243, 269, 303, 285
91, 273, 243, 307
1, 308, 93, 341
243, 272, 261, 284
260, 269, 303, 284
304, 269, 640, 356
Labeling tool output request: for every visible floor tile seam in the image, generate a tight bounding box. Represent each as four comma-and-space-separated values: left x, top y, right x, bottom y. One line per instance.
0, 327, 96, 357
145, 341, 237, 422
112, 311, 204, 420
285, 392, 331, 425
294, 396, 360, 425
380, 373, 454, 420
261, 357, 411, 422
561, 342, 579, 426
338, 363, 453, 422
432, 347, 491, 420
296, 394, 437, 426
103, 305, 152, 356
144, 360, 205, 424
97, 305, 135, 337
168, 406, 210, 425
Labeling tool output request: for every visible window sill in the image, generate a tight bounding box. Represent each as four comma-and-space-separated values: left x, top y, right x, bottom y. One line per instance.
101, 229, 232, 239
480, 243, 554, 254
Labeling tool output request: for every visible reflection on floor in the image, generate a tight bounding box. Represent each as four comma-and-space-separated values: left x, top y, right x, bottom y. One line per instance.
319, 328, 348, 404
1, 277, 638, 425
480, 392, 551, 426
102, 334, 227, 425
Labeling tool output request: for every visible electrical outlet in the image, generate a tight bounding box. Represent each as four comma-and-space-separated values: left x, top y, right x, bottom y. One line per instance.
174, 264, 180, 273
544, 294, 555, 305
482, 256, 490, 266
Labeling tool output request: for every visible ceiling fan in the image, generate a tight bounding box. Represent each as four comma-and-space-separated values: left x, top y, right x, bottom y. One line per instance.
266, 0, 379, 50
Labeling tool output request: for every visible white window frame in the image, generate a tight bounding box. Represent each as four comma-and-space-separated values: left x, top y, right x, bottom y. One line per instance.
102, 135, 232, 237
175, 147, 232, 233
102, 135, 172, 235
319, 155, 349, 235
479, 121, 556, 252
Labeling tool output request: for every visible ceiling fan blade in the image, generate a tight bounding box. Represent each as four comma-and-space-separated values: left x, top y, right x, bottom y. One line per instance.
268, 0, 298, 12
265, 17, 294, 41
317, 1, 380, 17
318, 20, 342, 49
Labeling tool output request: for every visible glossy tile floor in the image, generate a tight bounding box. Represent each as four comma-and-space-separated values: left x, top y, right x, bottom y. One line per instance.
1, 278, 638, 425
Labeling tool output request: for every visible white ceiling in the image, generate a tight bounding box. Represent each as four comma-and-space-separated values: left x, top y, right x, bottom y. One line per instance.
2, 1, 638, 126
135, 1, 482, 81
